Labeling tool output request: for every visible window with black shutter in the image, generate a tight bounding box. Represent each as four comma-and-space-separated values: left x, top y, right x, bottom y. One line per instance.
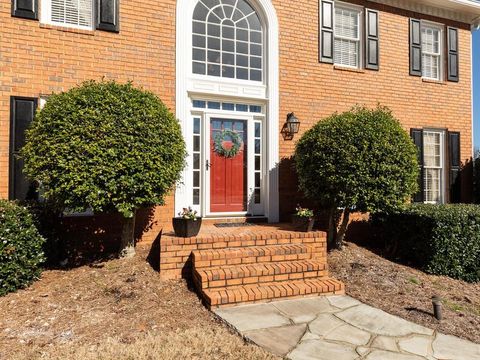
448, 131, 461, 203
9, 97, 38, 201
11, 0, 38, 20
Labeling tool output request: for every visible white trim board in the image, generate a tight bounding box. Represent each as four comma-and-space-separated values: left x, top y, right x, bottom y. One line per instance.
175, 0, 280, 223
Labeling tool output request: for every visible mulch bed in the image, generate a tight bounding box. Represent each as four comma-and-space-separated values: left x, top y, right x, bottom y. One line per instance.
0, 244, 274, 360
328, 242, 480, 344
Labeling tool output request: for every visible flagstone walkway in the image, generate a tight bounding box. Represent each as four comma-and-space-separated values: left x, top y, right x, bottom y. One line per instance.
214, 296, 480, 360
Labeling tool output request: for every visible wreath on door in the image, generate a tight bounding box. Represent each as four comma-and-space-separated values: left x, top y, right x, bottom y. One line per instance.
213, 129, 244, 158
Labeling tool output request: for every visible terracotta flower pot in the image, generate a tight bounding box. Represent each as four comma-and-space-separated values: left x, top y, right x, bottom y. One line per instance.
291, 214, 315, 232
172, 217, 202, 238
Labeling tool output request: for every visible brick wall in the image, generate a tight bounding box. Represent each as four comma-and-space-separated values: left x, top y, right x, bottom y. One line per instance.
274, 0, 473, 218
0, 0, 473, 240
0, 0, 177, 241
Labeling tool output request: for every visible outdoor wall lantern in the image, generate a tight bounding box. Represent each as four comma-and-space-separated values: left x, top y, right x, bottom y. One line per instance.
282, 113, 301, 140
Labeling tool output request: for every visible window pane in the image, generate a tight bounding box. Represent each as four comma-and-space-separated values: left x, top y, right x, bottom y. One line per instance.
193, 154, 200, 169
193, 118, 201, 133
193, 21, 206, 34
255, 155, 260, 170
191, 0, 263, 82
222, 103, 235, 111
255, 139, 261, 154
193, 136, 200, 152
193, 62, 206, 74
250, 70, 262, 81
208, 23, 220, 36
207, 101, 221, 109
193, 101, 206, 109
193, 189, 200, 205
193, 171, 200, 187
223, 52, 235, 65
237, 67, 249, 80
222, 66, 235, 78
208, 64, 221, 76
193, 34, 206, 48
254, 123, 261, 137
255, 173, 261, 188
193, 48, 206, 61
254, 189, 261, 204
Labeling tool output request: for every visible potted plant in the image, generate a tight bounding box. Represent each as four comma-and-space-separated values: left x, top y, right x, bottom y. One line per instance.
172, 207, 202, 237
292, 205, 315, 232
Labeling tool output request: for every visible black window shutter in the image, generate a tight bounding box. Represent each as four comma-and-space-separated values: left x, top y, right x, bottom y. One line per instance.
409, 18, 422, 76
447, 27, 459, 82
448, 131, 461, 203
96, 0, 119, 32
411, 129, 424, 203
365, 9, 379, 70
11, 0, 38, 20
9, 97, 38, 201
319, 0, 334, 64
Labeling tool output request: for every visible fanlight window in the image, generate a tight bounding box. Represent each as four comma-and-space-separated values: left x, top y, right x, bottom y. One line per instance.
192, 0, 263, 82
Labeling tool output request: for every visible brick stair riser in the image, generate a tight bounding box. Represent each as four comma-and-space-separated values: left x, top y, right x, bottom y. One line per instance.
160, 234, 326, 280
192, 245, 325, 268
197, 269, 329, 289
202, 280, 345, 307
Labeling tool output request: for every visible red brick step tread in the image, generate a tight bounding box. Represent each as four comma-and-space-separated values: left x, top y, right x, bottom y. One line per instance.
202, 278, 345, 307
194, 260, 327, 289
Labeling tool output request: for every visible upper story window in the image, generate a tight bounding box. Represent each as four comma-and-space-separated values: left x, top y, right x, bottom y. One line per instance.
42, 0, 94, 30
334, 4, 362, 68
192, 0, 264, 82
421, 23, 443, 80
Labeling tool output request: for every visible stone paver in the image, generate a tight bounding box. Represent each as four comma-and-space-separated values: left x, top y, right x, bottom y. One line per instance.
398, 336, 432, 357
245, 324, 307, 357
432, 333, 480, 360
272, 297, 337, 324
214, 295, 480, 360
335, 304, 433, 337
289, 339, 358, 360
215, 303, 290, 332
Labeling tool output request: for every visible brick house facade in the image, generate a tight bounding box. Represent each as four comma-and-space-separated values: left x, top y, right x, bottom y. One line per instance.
2, 0, 480, 244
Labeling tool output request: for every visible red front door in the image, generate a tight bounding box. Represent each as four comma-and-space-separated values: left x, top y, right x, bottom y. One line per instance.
210, 118, 247, 213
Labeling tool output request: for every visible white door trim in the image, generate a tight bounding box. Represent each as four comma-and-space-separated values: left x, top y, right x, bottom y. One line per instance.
175, 0, 279, 222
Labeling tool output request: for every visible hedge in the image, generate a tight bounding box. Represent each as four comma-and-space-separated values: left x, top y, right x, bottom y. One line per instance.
0, 200, 45, 296
372, 204, 480, 282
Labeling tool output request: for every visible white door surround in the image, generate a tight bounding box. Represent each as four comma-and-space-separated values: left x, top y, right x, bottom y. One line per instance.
175, 0, 280, 222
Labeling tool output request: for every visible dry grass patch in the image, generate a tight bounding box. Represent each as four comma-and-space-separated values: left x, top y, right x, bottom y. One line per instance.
0, 243, 276, 359
12, 327, 276, 360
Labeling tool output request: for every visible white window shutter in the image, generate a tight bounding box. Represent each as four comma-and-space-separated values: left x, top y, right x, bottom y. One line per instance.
50, 0, 93, 28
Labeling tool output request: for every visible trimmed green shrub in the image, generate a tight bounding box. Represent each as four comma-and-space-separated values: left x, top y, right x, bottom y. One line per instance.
372, 204, 480, 282
295, 106, 419, 249
0, 200, 45, 296
21, 80, 186, 255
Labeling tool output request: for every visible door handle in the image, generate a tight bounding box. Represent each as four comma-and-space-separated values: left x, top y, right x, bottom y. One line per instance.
206, 160, 211, 171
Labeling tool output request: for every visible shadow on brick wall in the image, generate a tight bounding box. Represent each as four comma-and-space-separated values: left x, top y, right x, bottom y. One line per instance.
36, 206, 158, 268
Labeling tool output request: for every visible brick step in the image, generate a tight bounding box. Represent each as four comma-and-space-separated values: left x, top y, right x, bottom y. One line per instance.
194, 260, 328, 289
192, 244, 319, 269
202, 278, 345, 308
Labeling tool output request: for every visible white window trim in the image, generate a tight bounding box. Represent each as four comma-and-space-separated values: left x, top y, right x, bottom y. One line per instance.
41, 0, 94, 31
421, 20, 444, 81
176, 0, 280, 223
333, 1, 363, 69
423, 130, 445, 204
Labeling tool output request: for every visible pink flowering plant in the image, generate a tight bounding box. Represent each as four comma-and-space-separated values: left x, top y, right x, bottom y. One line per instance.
178, 207, 198, 221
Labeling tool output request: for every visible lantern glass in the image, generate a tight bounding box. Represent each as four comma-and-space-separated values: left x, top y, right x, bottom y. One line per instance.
287, 113, 300, 134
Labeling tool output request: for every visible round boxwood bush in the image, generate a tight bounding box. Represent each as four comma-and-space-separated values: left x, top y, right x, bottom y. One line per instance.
21, 81, 186, 255
0, 200, 45, 296
295, 106, 419, 249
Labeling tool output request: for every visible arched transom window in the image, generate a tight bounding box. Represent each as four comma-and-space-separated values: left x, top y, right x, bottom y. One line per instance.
192, 0, 264, 82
